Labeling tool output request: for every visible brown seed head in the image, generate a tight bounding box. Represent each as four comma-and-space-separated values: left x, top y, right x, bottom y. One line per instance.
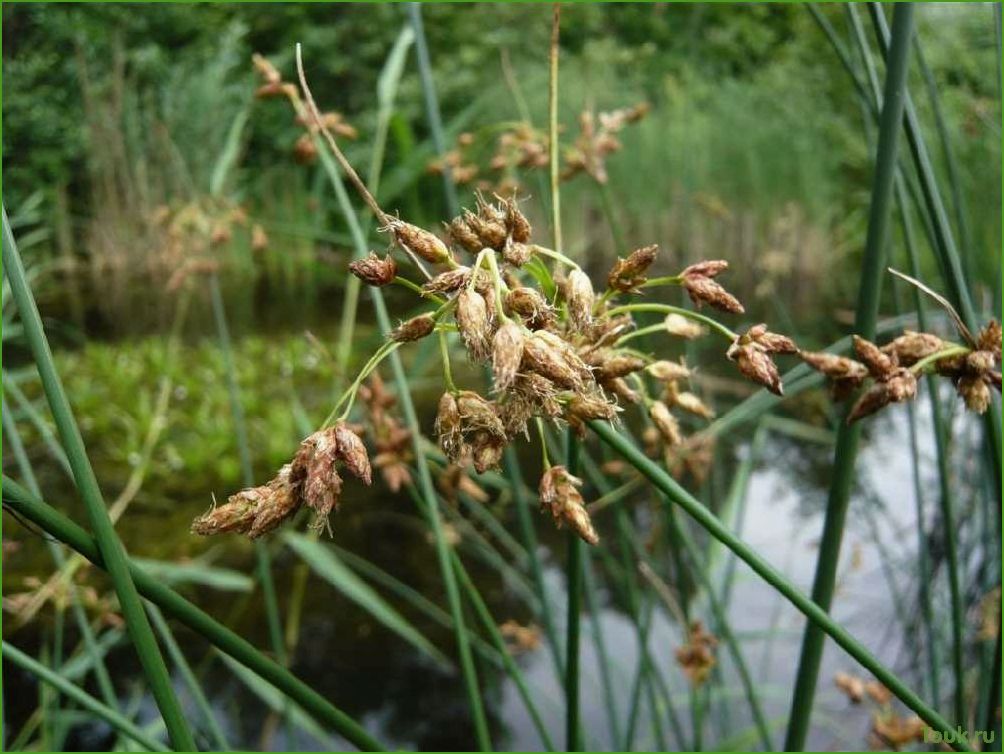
834, 672, 866, 704
664, 313, 706, 339
798, 350, 869, 401
958, 375, 992, 413
456, 289, 494, 361
538, 466, 599, 545
423, 266, 472, 295
391, 314, 436, 343
457, 390, 507, 439
727, 338, 783, 395
853, 335, 895, 378
649, 401, 682, 446
392, 221, 451, 264
435, 392, 464, 460
471, 432, 505, 473
492, 321, 526, 392
607, 244, 659, 293
565, 269, 595, 330
880, 331, 944, 366
522, 332, 583, 390
566, 391, 619, 436
505, 287, 555, 329
665, 382, 715, 419
502, 241, 533, 267
291, 429, 344, 527
601, 377, 641, 404
349, 252, 397, 286
251, 224, 269, 252
848, 368, 917, 423
682, 275, 744, 314
675, 620, 718, 687
592, 351, 647, 380
446, 216, 482, 253
647, 359, 691, 383
977, 319, 1002, 358
334, 421, 372, 485
502, 197, 532, 243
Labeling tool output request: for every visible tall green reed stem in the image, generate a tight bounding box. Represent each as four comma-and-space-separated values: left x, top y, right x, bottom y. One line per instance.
784, 7, 915, 748
2, 477, 384, 752
2, 208, 197, 752
295, 46, 491, 749
587, 420, 971, 752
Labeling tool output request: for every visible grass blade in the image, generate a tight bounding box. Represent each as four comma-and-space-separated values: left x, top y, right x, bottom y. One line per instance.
1, 207, 196, 752
1, 476, 384, 752
784, 8, 916, 748
282, 532, 451, 668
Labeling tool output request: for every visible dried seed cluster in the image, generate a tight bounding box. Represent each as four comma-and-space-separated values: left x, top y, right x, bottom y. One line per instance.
192, 421, 371, 538
674, 620, 719, 687
800, 318, 1001, 423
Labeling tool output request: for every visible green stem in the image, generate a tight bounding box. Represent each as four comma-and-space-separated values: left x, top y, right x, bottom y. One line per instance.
910, 344, 970, 374
785, 7, 915, 749
564, 433, 583, 752
439, 330, 457, 392
606, 303, 737, 341
1, 477, 384, 752
2, 643, 169, 753
1, 208, 197, 752
450, 550, 556, 752
587, 421, 972, 752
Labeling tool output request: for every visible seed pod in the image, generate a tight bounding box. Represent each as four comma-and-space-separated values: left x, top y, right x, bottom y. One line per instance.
607, 244, 658, 293
522, 332, 582, 389
392, 221, 451, 264
435, 392, 464, 460
502, 241, 533, 267
848, 368, 917, 423
798, 350, 868, 400
649, 401, 682, 446
446, 216, 482, 253
505, 287, 555, 329
334, 421, 372, 485
834, 672, 866, 704
977, 319, 1002, 357
566, 392, 618, 436
967, 350, 996, 373
456, 289, 493, 361
391, 314, 436, 343
456, 390, 507, 439
727, 340, 783, 395
680, 260, 729, 279
602, 377, 640, 404
675, 620, 718, 687
958, 375, 992, 413
744, 323, 797, 354
647, 359, 691, 383
471, 432, 505, 473
880, 331, 943, 366
593, 352, 647, 380
291, 429, 344, 526
465, 208, 507, 250
500, 196, 532, 243
349, 252, 397, 286
511, 372, 562, 418
853, 335, 895, 377
538, 466, 599, 545
423, 266, 472, 295
666, 383, 715, 419
534, 330, 592, 382
682, 275, 744, 314
492, 321, 526, 392
565, 269, 595, 330
192, 467, 299, 538
664, 313, 706, 340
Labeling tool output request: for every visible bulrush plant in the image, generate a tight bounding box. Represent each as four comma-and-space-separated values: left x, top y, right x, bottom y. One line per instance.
190, 50, 803, 546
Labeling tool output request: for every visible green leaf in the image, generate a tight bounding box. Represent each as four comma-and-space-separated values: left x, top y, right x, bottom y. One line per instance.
131, 557, 254, 592
282, 532, 451, 669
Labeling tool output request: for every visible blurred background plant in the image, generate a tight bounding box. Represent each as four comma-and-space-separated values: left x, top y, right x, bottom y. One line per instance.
2, 3, 1000, 752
